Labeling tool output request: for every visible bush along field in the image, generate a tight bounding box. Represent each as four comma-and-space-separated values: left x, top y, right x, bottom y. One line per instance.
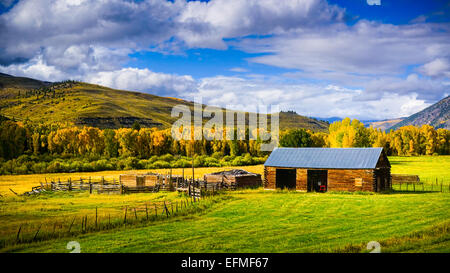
0, 153, 267, 175
0, 156, 449, 253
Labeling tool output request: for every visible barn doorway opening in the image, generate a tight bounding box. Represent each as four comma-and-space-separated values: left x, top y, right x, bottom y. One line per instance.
307, 170, 328, 192
276, 169, 296, 189
374, 170, 388, 192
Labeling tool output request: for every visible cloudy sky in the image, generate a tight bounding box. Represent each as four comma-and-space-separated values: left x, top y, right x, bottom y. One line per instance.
0, 0, 449, 120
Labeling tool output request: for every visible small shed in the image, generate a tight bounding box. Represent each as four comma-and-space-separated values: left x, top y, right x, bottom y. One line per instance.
264, 147, 391, 192
119, 173, 159, 188
204, 169, 262, 188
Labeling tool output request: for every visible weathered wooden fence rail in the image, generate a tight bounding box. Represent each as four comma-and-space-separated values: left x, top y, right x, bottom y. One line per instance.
392, 177, 450, 193
24, 174, 238, 198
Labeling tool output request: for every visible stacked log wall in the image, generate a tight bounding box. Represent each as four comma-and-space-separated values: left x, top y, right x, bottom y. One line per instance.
264, 167, 376, 192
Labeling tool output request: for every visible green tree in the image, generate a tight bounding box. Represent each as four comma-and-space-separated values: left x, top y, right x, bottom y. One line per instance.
132, 121, 141, 131
279, 129, 312, 147
103, 129, 119, 157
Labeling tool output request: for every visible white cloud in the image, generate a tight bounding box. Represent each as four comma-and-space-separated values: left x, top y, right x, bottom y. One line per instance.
84, 68, 197, 95
0, 0, 448, 120
0, 55, 69, 81
361, 73, 447, 101
367, 0, 381, 6
238, 21, 450, 76
176, 0, 343, 48
419, 58, 450, 78
179, 75, 430, 120
229, 67, 248, 73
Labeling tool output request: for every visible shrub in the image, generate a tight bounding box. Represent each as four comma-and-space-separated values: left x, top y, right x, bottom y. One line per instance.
172, 159, 191, 168
151, 160, 171, 169
160, 154, 174, 162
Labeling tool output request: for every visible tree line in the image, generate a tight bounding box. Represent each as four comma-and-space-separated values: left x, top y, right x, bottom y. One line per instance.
1, 117, 449, 161
0, 117, 448, 174
281, 118, 449, 156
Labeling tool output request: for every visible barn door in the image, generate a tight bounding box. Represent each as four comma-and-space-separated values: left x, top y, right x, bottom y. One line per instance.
276, 169, 296, 189
307, 170, 328, 192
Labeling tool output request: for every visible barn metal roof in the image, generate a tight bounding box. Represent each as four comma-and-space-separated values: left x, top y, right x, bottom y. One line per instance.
264, 147, 384, 169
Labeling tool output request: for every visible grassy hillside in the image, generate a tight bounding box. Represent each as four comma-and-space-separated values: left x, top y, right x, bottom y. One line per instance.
0, 74, 329, 131
0, 73, 49, 91
390, 96, 449, 130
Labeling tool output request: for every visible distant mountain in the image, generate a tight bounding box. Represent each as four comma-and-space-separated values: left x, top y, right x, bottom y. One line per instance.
0, 74, 328, 132
364, 118, 404, 131
313, 116, 405, 131
313, 116, 342, 124
389, 96, 449, 130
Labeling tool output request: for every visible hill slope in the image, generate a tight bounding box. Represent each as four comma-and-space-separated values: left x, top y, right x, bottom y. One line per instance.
0, 73, 49, 91
365, 118, 404, 131
389, 96, 449, 130
0, 74, 328, 131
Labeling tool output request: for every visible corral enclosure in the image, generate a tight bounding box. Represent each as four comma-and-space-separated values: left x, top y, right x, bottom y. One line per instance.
203, 169, 262, 188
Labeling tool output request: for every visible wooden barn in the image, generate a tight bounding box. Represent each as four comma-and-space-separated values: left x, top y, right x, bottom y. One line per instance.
264, 147, 391, 192
204, 169, 262, 188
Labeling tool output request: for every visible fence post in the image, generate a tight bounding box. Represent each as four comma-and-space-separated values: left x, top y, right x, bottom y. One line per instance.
145, 204, 149, 220
154, 204, 158, 218
123, 206, 128, 224
16, 225, 22, 243
164, 201, 169, 218
188, 180, 191, 197
33, 225, 42, 242
95, 207, 98, 229
89, 182, 93, 194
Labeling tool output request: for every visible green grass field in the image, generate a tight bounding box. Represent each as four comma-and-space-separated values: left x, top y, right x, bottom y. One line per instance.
0, 156, 449, 253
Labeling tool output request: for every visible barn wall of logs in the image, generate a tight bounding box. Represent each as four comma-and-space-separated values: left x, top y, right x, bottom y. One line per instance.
264, 166, 380, 192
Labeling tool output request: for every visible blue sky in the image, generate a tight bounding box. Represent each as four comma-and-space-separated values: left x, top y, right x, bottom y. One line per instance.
0, 0, 449, 119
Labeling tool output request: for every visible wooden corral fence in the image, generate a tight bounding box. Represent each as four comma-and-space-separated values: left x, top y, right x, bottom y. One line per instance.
391, 175, 450, 193
180, 178, 237, 198
23, 172, 241, 198
391, 174, 421, 184
203, 169, 262, 188
23, 177, 121, 196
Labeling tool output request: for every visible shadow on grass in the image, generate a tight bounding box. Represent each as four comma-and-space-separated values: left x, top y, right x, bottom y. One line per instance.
384, 189, 443, 194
